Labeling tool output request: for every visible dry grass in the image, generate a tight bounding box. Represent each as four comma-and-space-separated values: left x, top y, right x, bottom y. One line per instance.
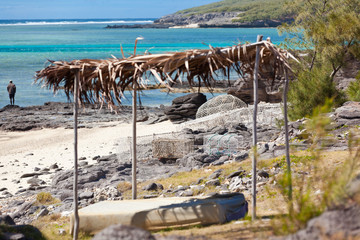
32, 215, 92, 240
154, 219, 273, 240
36, 192, 60, 205
29, 150, 355, 239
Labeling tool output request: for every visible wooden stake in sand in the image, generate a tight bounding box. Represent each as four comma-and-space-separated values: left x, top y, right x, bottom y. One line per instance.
132, 78, 137, 200
252, 35, 263, 220
73, 69, 80, 240
283, 69, 292, 201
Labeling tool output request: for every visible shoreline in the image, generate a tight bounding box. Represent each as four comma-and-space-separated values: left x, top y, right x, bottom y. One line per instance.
0, 120, 177, 196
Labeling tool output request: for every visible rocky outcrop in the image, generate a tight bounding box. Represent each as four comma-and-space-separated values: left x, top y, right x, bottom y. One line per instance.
334, 55, 360, 90
272, 203, 360, 240
334, 101, 360, 127
228, 78, 284, 104
156, 12, 286, 28
154, 12, 240, 26
107, 12, 290, 29
93, 224, 155, 240
0, 102, 167, 131
164, 93, 207, 123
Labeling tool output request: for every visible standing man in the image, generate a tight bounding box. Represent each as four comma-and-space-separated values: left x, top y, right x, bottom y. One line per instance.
7, 80, 16, 105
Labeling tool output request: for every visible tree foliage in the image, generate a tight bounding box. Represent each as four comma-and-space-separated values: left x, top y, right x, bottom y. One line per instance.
279, 0, 360, 120
280, 0, 360, 77
287, 64, 345, 120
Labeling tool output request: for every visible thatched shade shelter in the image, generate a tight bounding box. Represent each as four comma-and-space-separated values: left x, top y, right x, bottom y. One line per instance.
35, 39, 294, 109
35, 38, 296, 238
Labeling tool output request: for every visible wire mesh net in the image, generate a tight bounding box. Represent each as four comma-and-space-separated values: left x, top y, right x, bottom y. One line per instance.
203, 134, 245, 155
196, 94, 247, 119
117, 132, 194, 162
178, 102, 282, 132
152, 138, 194, 159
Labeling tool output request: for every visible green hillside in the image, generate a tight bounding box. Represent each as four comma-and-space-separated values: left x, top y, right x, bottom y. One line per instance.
176, 0, 291, 23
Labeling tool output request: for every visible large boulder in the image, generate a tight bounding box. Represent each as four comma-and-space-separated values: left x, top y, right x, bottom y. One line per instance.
334, 101, 360, 127
164, 93, 207, 123
92, 224, 155, 240
334, 55, 360, 90
196, 94, 247, 119
272, 204, 360, 240
228, 78, 283, 104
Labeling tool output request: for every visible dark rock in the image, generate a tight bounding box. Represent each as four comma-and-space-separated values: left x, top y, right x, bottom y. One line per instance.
258, 170, 270, 178
273, 204, 360, 240
335, 101, 360, 119
203, 155, 219, 164
27, 177, 46, 186
20, 172, 42, 178
92, 224, 155, 240
16, 200, 35, 213
205, 179, 221, 187
228, 78, 283, 104
97, 154, 118, 162
164, 93, 207, 122
234, 151, 249, 161
143, 182, 157, 191
0, 215, 15, 225
79, 157, 87, 161
212, 156, 229, 166
258, 143, 269, 154
0, 225, 43, 240
211, 126, 227, 135
0, 187, 7, 192
79, 161, 88, 167
143, 194, 159, 199
195, 177, 205, 185
28, 205, 40, 215
36, 208, 49, 219
227, 170, 246, 179
79, 191, 94, 200
208, 169, 223, 180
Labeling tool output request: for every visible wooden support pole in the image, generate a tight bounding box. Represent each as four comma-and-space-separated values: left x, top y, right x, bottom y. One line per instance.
132, 79, 137, 200
73, 69, 80, 240
283, 68, 292, 201
252, 35, 263, 221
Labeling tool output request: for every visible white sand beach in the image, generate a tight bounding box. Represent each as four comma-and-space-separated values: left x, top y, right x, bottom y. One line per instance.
0, 121, 177, 195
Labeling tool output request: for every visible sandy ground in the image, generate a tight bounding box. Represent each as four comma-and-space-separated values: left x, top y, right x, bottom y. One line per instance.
0, 121, 177, 195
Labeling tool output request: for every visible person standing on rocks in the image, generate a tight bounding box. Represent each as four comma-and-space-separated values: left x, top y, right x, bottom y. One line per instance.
7, 80, 16, 105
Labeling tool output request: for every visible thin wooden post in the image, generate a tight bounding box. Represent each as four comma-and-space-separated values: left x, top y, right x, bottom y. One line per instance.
132, 79, 137, 200
73, 69, 80, 240
252, 35, 263, 221
283, 69, 292, 201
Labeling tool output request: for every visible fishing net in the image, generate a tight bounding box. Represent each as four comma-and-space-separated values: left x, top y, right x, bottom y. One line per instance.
118, 132, 194, 161
196, 94, 247, 119
203, 134, 245, 156
178, 103, 283, 132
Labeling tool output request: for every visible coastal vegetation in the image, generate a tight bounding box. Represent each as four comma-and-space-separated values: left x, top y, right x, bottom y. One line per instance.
280, 0, 360, 120
176, 0, 291, 23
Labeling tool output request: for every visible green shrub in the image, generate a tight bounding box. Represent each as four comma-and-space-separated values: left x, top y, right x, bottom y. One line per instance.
288, 66, 345, 120
346, 72, 360, 101
272, 103, 360, 235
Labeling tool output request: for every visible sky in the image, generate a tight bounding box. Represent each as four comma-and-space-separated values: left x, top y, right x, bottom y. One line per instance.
0, 0, 220, 19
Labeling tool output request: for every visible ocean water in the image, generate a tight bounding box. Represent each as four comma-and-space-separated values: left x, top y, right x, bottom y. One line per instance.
0, 19, 285, 108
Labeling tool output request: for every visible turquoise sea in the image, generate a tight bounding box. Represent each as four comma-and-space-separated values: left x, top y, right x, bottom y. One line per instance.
0, 19, 285, 108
